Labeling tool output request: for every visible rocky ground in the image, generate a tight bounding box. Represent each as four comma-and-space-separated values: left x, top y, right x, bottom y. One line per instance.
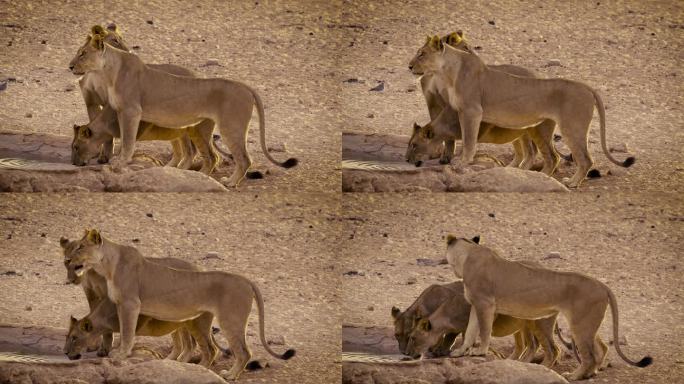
0, 193, 341, 384
0, 0, 345, 193
337, 0, 683, 193
341, 193, 683, 383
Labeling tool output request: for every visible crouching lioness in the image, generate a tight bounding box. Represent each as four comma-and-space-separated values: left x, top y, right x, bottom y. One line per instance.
62, 229, 295, 381
69, 26, 297, 186
444, 235, 651, 380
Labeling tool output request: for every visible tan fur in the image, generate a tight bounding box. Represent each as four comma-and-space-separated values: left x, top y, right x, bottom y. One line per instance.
404, 281, 561, 367
61, 238, 222, 363
409, 35, 634, 187
69, 26, 297, 186
408, 33, 559, 174
70, 25, 218, 172
444, 236, 652, 380
62, 230, 295, 381
391, 282, 462, 357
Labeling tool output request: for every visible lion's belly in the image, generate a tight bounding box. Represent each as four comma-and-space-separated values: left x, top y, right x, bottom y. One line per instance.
495, 301, 559, 320
141, 112, 204, 129
140, 301, 203, 322
482, 111, 545, 130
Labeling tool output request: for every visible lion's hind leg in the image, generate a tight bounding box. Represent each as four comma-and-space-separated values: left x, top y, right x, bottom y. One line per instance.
216, 114, 253, 187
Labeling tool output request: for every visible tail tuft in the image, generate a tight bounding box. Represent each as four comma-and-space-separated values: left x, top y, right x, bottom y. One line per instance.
636, 356, 653, 368
281, 349, 296, 360
622, 156, 635, 168
587, 169, 601, 178
282, 158, 298, 168
246, 171, 264, 179
245, 360, 264, 370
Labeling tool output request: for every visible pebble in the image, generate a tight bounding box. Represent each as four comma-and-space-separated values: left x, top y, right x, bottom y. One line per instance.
609, 143, 629, 153
609, 335, 628, 346
542, 252, 563, 260
369, 82, 384, 92
25, 112, 33, 118
0, 81, 6, 91
25, 305, 32, 311
267, 335, 286, 345
366, 113, 374, 118
367, 305, 374, 311
546, 59, 562, 67
204, 59, 220, 66
406, 277, 417, 285
416, 258, 447, 267
607, 167, 627, 177
343, 270, 364, 277
267, 143, 287, 152
65, 84, 74, 92
203, 252, 222, 260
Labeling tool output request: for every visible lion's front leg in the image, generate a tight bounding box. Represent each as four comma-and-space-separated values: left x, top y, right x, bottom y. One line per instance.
456, 108, 483, 166
111, 108, 142, 171
451, 307, 479, 357
98, 137, 114, 164
440, 139, 455, 164
469, 300, 495, 356
112, 299, 141, 359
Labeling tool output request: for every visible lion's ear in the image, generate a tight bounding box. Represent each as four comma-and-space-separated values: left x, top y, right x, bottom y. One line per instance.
391, 306, 402, 319
413, 122, 421, 132
91, 25, 107, 37
428, 35, 443, 50
471, 235, 481, 244
90, 34, 104, 50
423, 126, 434, 139
418, 318, 432, 331
85, 229, 102, 245
60, 237, 69, 248
70, 315, 77, 325
73, 124, 80, 133
105, 23, 119, 33
81, 127, 92, 138
446, 234, 457, 246
425, 35, 432, 44
80, 318, 93, 332
446, 32, 463, 46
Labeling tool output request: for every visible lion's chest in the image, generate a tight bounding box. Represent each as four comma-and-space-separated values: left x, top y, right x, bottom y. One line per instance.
106, 280, 124, 303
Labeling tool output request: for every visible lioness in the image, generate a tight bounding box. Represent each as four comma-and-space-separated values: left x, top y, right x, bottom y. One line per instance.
444, 235, 652, 380
63, 229, 295, 380
391, 282, 462, 357
61, 238, 222, 362
409, 32, 560, 175
69, 26, 297, 186
73, 23, 205, 169
409, 35, 635, 187
406, 292, 561, 367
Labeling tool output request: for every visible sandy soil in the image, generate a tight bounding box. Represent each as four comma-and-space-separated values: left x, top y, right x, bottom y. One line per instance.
0, 0, 345, 192
337, 0, 683, 192
0, 193, 341, 384
341, 193, 683, 383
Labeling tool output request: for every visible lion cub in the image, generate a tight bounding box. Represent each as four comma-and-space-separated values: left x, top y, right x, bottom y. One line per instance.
444, 235, 651, 380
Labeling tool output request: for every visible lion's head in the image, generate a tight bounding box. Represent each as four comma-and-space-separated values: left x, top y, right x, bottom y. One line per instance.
63, 315, 99, 360
69, 24, 128, 75
69, 122, 111, 166
408, 31, 470, 75
406, 122, 442, 166
59, 229, 105, 284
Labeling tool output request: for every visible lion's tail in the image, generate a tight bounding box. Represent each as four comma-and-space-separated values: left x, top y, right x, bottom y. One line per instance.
606, 287, 652, 367
246, 85, 298, 169
249, 280, 296, 360
590, 88, 635, 168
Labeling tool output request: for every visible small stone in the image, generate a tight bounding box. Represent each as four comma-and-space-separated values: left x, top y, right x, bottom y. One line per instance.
367, 305, 374, 311
267, 335, 286, 345
25, 112, 33, 118
609, 143, 629, 153
369, 82, 384, 92
488, 20, 496, 25
607, 167, 627, 177
204, 59, 220, 66
542, 252, 563, 260
65, 84, 75, 92
343, 78, 359, 83
146, 213, 153, 218
41, 40, 46, 44
546, 59, 562, 67
416, 258, 448, 267
267, 143, 287, 152
406, 277, 417, 285
0, 81, 6, 91
488, 213, 495, 218
203, 252, 222, 260
609, 335, 628, 346
343, 270, 364, 277
25, 305, 32, 311
146, 20, 154, 25
366, 113, 374, 118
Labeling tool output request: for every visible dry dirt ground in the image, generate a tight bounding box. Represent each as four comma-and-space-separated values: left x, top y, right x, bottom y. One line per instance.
0, 0, 346, 192
0, 193, 341, 384
337, 0, 683, 192
341, 193, 683, 383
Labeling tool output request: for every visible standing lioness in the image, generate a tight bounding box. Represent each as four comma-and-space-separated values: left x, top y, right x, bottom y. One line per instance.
409, 35, 635, 187
62, 229, 295, 381
69, 26, 297, 186
444, 235, 652, 380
